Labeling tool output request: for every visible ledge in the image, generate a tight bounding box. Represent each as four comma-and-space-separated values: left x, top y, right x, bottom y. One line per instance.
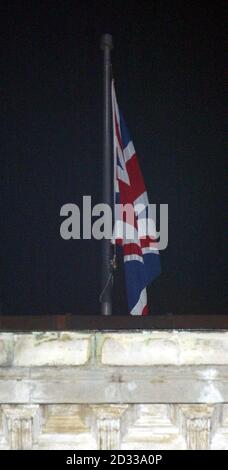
0, 314, 227, 331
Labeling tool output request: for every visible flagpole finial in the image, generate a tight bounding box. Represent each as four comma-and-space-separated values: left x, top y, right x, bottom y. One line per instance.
100, 33, 113, 50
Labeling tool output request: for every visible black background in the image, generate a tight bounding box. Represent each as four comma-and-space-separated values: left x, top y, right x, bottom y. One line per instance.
0, 1, 226, 316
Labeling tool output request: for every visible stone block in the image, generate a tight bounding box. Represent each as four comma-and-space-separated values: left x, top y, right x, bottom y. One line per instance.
13, 332, 92, 366
100, 331, 228, 366
100, 332, 179, 365
0, 334, 13, 366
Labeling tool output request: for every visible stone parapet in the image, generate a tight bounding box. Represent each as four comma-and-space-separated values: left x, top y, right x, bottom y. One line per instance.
0, 330, 227, 449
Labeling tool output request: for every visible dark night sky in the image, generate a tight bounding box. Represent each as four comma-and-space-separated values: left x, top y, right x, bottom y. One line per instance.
0, 1, 226, 315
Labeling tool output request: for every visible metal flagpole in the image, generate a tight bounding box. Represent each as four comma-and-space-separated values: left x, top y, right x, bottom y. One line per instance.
100, 33, 113, 316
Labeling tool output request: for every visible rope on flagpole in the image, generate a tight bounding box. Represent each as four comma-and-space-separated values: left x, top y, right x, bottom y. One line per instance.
99, 253, 117, 303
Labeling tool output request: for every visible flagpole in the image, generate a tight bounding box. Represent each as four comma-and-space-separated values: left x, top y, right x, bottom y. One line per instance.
100, 33, 113, 316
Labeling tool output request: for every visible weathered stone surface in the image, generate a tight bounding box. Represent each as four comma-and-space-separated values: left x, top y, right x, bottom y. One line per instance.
25, 366, 228, 403
122, 404, 186, 450
0, 380, 31, 403
0, 365, 228, 404
92, 405, 128, 450
13, 332, 92, 366
178, 332, 228, 365
99, 332, 179, 365
177, 405, 214, 450
2, 405, 40, 449
2, 404, 227, 450
0, 334, 13, 366
1, 331, 228, 367
100, 331, 228, 366
211, 404, 228, 449
0, 330, 228, 449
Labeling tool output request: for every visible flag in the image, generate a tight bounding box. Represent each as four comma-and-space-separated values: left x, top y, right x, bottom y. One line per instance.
112, 81, 161, 315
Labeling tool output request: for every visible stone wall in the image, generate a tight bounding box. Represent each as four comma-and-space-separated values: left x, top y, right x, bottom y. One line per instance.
0, 331, 228, 450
